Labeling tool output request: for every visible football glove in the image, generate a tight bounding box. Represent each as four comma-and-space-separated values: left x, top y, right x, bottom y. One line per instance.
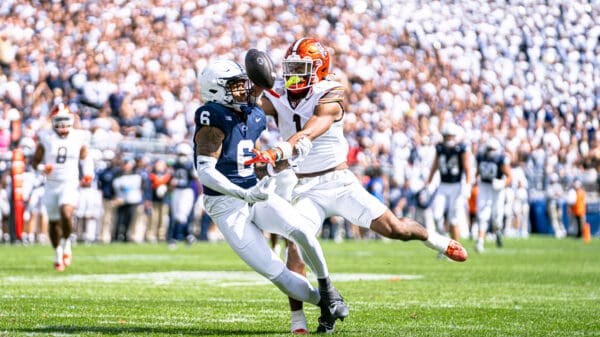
492, 178, 505, 191
244, 148, 280, 166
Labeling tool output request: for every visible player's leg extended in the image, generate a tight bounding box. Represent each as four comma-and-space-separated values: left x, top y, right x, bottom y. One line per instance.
253, 192, 348, 333
204, 195, 320, 305
323, 173, 467, 262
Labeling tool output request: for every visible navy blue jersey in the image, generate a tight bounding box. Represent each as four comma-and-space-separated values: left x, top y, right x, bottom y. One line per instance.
194, 102, 266, 196
435, 142, 467, 183
476, 151, 507, 183
171, 161, 196, 189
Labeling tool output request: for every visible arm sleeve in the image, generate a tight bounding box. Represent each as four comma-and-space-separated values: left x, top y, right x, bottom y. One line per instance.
80, 156, 94, 177
196, 155, 247, 201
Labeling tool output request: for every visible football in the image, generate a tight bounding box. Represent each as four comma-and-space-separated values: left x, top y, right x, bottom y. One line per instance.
245, 48, 276, 89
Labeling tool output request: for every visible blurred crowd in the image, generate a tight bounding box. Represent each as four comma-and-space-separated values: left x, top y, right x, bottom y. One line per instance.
1, 0, 599, 244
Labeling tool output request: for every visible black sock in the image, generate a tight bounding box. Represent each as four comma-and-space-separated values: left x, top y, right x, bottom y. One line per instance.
318, 277, 332, 291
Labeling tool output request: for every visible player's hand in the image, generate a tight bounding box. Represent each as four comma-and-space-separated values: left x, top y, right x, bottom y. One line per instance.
242, 177, 271, 203
37, 163, 53, 174
292, 136, 312, 161
244, 148, 278, 166
492, 178, 505, 191
80, 175, 93, 186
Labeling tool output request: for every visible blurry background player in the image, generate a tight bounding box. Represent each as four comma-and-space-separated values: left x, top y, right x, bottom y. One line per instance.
31, 103, 94, 271
147, 158, 171, 243
426, 122, 473, 242
505, 150, 530, 239
75, 158, 103, 244
167, 142, 199, 247
546, 173, 567, 239
21, 137, 49, 245
474, 138, 512, 252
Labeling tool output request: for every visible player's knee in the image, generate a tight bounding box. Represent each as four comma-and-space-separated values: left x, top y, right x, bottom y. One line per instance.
288, 229, 311, 251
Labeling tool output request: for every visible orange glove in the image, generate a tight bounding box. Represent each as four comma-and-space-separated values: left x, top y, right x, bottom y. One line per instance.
244, 148, 281, 166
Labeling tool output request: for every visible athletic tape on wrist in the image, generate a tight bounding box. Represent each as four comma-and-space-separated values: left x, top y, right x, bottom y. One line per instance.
275, 141, 293, 160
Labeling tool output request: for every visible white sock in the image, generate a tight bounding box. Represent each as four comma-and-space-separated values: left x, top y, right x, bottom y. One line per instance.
85, 219, 97, 242
54, 246, 63, 264
271, 269, 320, 306
61, 238, 72, 255
290, 309, 307, 332
423, 230, 451, 253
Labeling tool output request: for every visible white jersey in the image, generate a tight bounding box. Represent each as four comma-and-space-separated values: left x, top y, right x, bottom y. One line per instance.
38, 129, 89, 185
265, 80, 348, 174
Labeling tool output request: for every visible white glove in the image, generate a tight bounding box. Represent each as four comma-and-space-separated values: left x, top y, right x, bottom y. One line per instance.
492, 178, 505, 191
241, 177, 271, 203
289, 137, 313, 164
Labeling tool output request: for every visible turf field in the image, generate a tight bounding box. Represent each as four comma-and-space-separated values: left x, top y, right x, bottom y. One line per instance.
0, 236, 599, 337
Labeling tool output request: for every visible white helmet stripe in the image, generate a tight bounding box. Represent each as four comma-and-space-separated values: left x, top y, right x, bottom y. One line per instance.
290, 38, 308, 55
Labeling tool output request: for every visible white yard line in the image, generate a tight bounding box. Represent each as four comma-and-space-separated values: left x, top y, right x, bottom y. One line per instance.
2, 271, 423, 285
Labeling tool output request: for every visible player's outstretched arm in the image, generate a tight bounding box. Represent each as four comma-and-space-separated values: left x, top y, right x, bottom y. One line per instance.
194, 126, 268, 203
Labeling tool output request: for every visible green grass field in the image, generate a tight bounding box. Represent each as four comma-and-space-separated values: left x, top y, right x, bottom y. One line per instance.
1, 236, 599, 337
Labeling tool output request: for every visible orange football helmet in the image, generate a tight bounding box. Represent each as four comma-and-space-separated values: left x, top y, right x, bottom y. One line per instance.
283, 38, 331, 93
50, 103, 74, 137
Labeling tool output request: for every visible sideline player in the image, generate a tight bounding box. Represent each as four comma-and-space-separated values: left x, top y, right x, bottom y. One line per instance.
32, 103, 93, 271
246, 38, 468, 333
193, 59, 347, 333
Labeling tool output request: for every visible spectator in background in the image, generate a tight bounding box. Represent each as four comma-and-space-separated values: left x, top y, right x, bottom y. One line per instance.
567, 180, 587, 238
132, 154, 152, 243
111, 159, 143, 243
147, 158, 171, 243
97, 150, 119, 243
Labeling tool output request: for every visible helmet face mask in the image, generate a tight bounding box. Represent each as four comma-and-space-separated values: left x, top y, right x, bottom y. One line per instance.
199, 60, 250, 111
50, 104, 74, 137
284, 38, 330, 93
283, 56, 314, 92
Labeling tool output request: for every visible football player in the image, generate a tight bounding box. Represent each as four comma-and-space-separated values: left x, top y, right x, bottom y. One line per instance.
247, 38, 468, 333
426, 122, 473, 241
167, 142, 198, 246
193, 59, 347, 333
475, 138, 512, 252
32, 103, 94, 271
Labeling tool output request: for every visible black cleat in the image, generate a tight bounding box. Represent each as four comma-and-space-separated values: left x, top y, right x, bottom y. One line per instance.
496, 231, 504, 248
316, 287, 349, 333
